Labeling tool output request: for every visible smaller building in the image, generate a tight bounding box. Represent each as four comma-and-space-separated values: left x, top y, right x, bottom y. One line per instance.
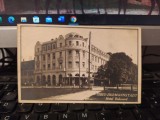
21, 60, 35, 86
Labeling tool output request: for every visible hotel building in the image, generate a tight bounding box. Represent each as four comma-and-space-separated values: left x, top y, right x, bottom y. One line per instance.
34, 32, 110, 86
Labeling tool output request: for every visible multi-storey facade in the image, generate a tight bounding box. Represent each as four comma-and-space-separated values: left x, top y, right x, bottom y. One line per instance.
34, 32, 109, 86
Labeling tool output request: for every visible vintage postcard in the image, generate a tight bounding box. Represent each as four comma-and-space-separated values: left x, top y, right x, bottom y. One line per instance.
18, 25, 141, 104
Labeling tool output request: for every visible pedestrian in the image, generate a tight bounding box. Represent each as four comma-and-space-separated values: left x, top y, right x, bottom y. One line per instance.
0, 0, 5, 13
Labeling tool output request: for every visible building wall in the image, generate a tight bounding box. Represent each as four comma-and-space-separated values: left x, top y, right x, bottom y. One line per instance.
21, 70, 34, 85
34, 33, 109, 85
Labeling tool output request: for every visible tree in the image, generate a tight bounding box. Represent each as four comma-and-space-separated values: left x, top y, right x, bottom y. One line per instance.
96, 65, 106, 79
129, 63, 138, 91
96, 52, 138, 90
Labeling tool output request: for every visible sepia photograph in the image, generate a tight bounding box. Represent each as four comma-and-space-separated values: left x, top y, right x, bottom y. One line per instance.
18, 25, 141, 103
1, 0, 160, 15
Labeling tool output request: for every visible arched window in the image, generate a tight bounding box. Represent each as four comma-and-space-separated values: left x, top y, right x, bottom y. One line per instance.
47, 75, 50, 81
47, 75, 51, 85
59, 74, 63, 84
42, 75, 46, 81
53, 75, 56, 80
37, 76, 41, 86
42, 75, 46, 86
52, 75, 56, 85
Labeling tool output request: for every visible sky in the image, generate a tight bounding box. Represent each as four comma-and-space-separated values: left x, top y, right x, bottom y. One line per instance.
19, 25, 140, 64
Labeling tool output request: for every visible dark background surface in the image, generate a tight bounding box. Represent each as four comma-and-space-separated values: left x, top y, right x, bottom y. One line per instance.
2, 0, 153, 14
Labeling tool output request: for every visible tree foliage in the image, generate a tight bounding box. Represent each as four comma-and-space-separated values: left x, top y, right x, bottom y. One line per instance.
96, 52, 138, 87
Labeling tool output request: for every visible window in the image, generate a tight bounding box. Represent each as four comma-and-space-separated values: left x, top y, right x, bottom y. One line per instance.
48, 54, 50, 60
37, 56, 39, 61
76, 50, 79, 57
52, 44, 55, 49
92, 55, 94, 61
82, 62, 85, 68
92, 65, 94, 70
95, 56, 97, 62
42, 46, 46, 51
76, 41, 79, 46
36, 62, 39, 69
60, 52, 62, 57
48, 64, 50, 70
37, 48, 39, 52
68, 62, 72, 68
53, 53, 55, 59
43, 55, 45, 61
69, 41, 72, 46
82, 42, 84, 47
48, 44, 51, 50
60, 43, 62, 47
53, 63, 55, 69
76, 61, 79, 68
83, 51, 85, 58
68, 50, 72, 56
43, 64, 46, 70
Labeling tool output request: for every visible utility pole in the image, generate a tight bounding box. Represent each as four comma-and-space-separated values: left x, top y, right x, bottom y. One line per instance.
79, 50, 81, 88
65, 39, 67, 86
88, 32, 91, 89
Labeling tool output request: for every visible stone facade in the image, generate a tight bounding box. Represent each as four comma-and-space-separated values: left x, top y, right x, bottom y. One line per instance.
34, 32, 109, 86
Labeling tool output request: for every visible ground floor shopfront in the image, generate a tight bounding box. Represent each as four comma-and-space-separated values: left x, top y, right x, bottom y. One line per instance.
34, 72, 92, 87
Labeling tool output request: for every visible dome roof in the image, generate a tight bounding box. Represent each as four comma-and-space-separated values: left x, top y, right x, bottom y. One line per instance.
65, 32, 83, 40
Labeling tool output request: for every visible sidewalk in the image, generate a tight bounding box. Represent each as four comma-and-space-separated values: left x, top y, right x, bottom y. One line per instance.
41, 86, 104, 101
